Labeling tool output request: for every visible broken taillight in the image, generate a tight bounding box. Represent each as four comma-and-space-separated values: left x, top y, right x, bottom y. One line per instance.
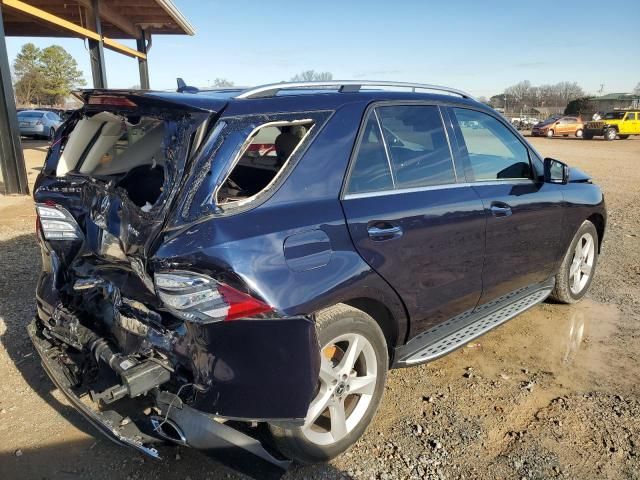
154, 271, 273, 323
35, 203, 81, 240
87, 96, 137, 108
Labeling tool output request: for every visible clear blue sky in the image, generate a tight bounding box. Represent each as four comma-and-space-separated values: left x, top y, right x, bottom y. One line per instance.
5, 0, 640, 98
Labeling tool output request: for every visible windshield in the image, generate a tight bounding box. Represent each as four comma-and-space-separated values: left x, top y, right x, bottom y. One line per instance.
603, 112, 625, 120
18, 111, 44, 118
541, 115, 561, 124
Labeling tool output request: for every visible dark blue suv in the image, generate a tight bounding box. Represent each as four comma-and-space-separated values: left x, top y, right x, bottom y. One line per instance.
30, 81, 605, 468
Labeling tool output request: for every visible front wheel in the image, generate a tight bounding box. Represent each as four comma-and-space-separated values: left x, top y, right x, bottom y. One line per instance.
546, 129, 554, 138
604, 127, 617, 141
269, 304, 388, 464
550, 220, 599, 304
575, 128, 583, 138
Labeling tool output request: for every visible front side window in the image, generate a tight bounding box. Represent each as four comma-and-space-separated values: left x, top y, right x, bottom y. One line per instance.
452, 108, 532, 181
604, 112, 625, 120
375, 105, 456, 188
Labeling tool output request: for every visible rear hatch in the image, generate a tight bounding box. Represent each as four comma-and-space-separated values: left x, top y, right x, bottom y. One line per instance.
35, 90, 224, 271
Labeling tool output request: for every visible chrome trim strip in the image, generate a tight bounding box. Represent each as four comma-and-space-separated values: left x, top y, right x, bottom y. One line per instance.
236, 81, 474, 100
342, 179, 535, 200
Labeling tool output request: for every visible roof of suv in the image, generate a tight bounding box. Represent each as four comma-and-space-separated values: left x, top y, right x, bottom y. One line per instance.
77, 81, 482, 114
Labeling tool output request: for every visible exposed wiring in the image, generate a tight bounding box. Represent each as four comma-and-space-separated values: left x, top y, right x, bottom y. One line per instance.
153, 383, 193, 435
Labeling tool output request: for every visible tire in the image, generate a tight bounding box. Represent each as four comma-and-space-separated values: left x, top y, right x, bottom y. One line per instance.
269, 304, 388, 464
618, 135, 629, 139
546, 129, 554, 138
550, 220, 599, 304
48, 127, 55, 141
575, 128, 583, 138
604, 127, 617, 141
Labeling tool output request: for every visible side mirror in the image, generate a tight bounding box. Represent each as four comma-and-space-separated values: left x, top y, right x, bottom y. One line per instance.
544, 158, 569, 184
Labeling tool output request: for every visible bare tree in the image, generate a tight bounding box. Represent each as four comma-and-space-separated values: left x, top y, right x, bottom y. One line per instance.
211, 78, 234, 87
290, 70, 333, 82
499, 80, 585, 111
505, 80, 533, 106
554, 81, 585, 105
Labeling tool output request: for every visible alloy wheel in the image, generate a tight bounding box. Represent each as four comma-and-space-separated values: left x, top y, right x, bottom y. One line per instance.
569, 233, 595, 295
301, 332, 377, 446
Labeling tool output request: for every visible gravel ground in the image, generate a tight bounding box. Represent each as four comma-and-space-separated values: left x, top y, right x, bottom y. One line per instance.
0, 136, 639, 480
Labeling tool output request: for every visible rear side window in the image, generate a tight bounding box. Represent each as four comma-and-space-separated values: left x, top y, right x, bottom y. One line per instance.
452, 108, 531, 181
376, 105, 455, 188
346, 114, 394, 194
626, 113, 637, 120
346, 105, 456, 194
18, 111, 44, 118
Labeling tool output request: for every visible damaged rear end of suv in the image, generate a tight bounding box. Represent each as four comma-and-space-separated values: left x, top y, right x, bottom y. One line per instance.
30, 88, 323, 472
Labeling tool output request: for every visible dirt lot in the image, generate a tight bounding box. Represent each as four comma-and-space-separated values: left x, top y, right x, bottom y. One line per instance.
0, 136, 639, 480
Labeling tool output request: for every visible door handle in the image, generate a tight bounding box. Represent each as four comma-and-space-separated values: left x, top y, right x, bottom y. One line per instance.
490, 202, 512, 217
367, 224, 403, 241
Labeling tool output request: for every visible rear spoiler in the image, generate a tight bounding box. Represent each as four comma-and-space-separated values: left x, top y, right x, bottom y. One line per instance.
71, 89, 228, 113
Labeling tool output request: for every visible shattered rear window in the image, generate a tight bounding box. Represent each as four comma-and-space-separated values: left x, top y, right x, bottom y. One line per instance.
216, 119, 315, 205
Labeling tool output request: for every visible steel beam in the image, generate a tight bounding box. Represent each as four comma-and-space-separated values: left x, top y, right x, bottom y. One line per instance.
137, 30, 149, 89
1, 0, 146, 59
86, 0, 106, 88
0, 4, 28, 194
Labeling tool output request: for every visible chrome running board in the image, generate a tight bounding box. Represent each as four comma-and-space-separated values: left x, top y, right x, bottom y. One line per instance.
394, 283, 553, 367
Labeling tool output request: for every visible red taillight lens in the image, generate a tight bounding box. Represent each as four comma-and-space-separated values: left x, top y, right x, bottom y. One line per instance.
154, 271, 273, 324
218, 283, 273, 321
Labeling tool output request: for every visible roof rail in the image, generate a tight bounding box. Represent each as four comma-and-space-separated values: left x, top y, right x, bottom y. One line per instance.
235, 81, 474, 100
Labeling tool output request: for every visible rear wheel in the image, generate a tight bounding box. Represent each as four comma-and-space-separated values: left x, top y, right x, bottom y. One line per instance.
546, 129, 554, 138
604, 127, 617, 141
269, 304, 388, 463
48, 127, 55, 141
550, 220, 598, 304
575, 129, 583, 138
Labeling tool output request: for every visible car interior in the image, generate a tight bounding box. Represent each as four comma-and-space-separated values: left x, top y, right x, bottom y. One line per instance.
56, 112, 168, 209
217, 120, 314, 204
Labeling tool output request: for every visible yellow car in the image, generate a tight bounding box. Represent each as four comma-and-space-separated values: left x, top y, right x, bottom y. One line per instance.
584, 110, 640, 140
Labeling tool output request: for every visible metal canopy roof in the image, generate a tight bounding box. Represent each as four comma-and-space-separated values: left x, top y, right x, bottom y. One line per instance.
2, 0, 195, 39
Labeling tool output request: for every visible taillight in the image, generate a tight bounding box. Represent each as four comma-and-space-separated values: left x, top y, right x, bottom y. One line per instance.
154, 271, 273, 324
87, 96, 137, 108
35, 203, 81, 240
